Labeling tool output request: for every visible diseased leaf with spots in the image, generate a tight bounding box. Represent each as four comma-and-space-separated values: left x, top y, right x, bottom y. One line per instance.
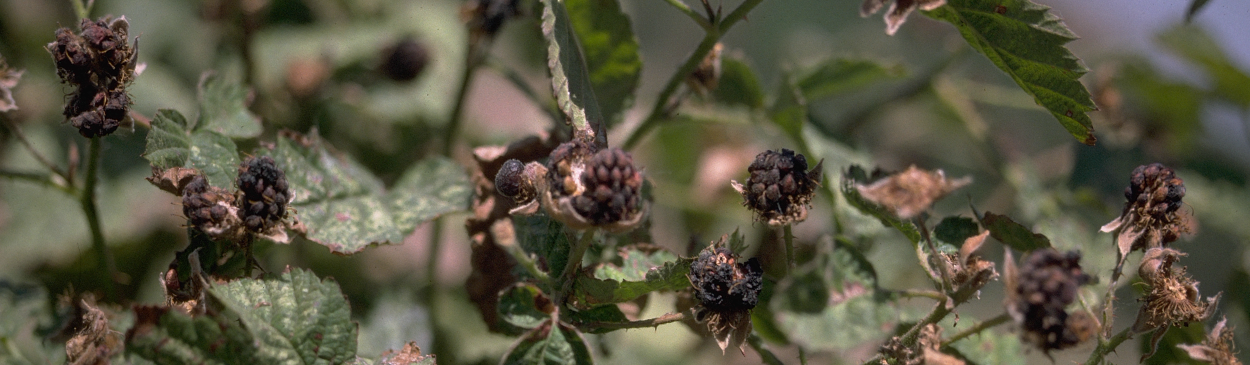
574, 254, 693, 306
924, 0, 1098, 145
540, 0, 605, 146
982, 212, 1051, 252
385, 157, 473, 231
565, 0, 641, 128
501, 321, 593, 365
142, 109, 240, 188
196, 73, 262, 139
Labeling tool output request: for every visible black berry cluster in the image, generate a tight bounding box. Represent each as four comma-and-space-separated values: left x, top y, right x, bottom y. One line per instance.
572, 148, 643, 225
182, 175, 234, 231
689, 246, 763, 313
1011, 249, 1093, 352
1124, 163, 1186, 244
741, 149, 819, 224
47, 17, 137, 138
380, 37, 429, 82
236, 156, 290, 232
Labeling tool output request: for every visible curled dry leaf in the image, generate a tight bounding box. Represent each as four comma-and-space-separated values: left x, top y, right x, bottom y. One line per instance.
147, 166, 200, 195
0, 55, 22, 112
687, 42, 723, 96
1178, 317, 1242, 365
64, 297, 121, 365
855, 165, 970, 220
379, 341, 436, 365
860, 0, 946, 35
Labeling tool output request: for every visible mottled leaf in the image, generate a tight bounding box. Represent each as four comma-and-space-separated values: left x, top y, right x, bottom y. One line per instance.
385, 157, 473, 231
796, 58, 903, 100
196, 73, 262, 139
982, 212, 1051, 252
501, 321, 593, 365
924, 0, 1098, 145
142, 109, 241, 188
574, 256, 693, 306
565, 0, 641, 127
540, 0, 605, 145
944, 322, 1024, 365
774, 293, 896, 351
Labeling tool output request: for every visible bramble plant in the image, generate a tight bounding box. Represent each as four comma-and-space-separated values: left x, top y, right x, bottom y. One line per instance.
1, 0, 1249, 364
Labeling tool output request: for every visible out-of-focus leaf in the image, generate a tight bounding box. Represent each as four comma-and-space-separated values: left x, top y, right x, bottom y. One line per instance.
1157, 25, 1250, 107
774, 269, 828, 314
258, 132, 399, 254
1141, 322, 1206, 365
142, 109, 241, 188
924, 0, 1098, 145
774, 294, 896, 351
944, 323, 1024, 365
934, 216, 980, 245
385, 157, 473, 231
1185, 0, 1212, 22
127, 269, 357, 364
540, 0, 605, 145
501, 322, 593, 365
196, 73, 262, 139
565, 0, 641, 128
831, 237, 879, 291
573, 256, 693, 306
841, 165, 922, 245
0, 282, 63, 364
982, 212, 1051, 252
567, 305, 628, 334
796, 58, 903, 100
768, 74, 808, 150
713, 57, 765, 109
498, 284, 553, 335
514, 215, 571, 279
1118, 61, 1203, 152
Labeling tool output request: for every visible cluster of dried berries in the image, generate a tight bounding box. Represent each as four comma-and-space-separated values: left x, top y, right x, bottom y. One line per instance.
380, 37, 429, 82
47, 17, 138, 138
1102, 163, 1189, 258
236, 156, 291, 233
733, 149, 821, 226
688, 240, 763, 354
1132, 248, 1218, 336
571, 148, 644, 225
181, 175, 240, 239
1005, 249, 1095, 354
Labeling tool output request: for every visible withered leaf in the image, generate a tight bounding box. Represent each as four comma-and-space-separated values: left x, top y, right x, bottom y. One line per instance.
0, 57, 21, 112
860, 0, 947, 35
855, 165, 970, 219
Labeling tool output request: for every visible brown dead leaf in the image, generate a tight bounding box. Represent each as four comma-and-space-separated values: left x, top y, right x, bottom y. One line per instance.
146, 166, 200, 195
856, 165, 971, 219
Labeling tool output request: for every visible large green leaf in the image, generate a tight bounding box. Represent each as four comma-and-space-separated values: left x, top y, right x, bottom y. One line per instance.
501, 322, 593, 365
573, 253, 693, 306
924, 0, 1098, 145
142, 109, 241, 188
713, 57, 765, 109
774, 294, 897, 352
385, 157, 474, 230
565, 0, 641, 128
540, 0, 606, 145
196, 73, 262, 139
796, 58, 904, 100
981, 212, 1051, 252
127, 269, 357, 364
498, 284, 552, 334
1157, 26, 1250, 107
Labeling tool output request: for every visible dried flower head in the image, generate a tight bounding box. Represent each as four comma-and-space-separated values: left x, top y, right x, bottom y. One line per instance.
732, 149, 822, 226
877, 324, 965, 365
1101, 163, 1190, 259
860, 0, 946, 35
1132, 247, 1218, 334
182, 174, 245, 241
1004, 249, 1094, 354
854, 165, 970, 220
1178, 317, 1242, 365
688, 236, 763, 355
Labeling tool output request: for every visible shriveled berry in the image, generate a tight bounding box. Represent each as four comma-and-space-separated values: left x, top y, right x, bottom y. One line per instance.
1010, 249, 1092, 352
689, 246, 763, 312
236, 156, 290, 233
47, 16, 137, 138
380, 37, 429, 82
545, 141, 594, 199
182, 175, 235, 231
739, 149, 819, 225
495, 159, 526, 198
572, 148, 642, 225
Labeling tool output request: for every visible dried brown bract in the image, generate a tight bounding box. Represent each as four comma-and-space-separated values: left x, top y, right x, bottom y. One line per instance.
379, 341, 437, 365
860, 0, 946, 35
64, 296, 121, 365
1178, 317, 1242, 365
0, 55, 22, 112
1004, 249, 1094, 355
732, 148, 822, 226
1101, 163, 1190, 259
938, 231, 998, 291
855, 165, 970, 220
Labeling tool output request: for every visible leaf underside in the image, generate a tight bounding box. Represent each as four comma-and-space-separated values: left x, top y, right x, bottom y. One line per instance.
565, 0, 641, 129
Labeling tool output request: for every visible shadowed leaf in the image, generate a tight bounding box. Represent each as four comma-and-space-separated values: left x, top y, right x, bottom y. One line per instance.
797, 58, 904, 100
565, 0, 641, 128
982, 212, 1051, 252
540, 0, 605, 146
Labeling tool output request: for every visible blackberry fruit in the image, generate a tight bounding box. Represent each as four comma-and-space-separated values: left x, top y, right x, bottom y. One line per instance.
1105, 163, 1189, 254
380, 37, 429, 82
236, 156, 290, 233
1124, 163, 1185, 216
47, 17, 136, 138
1009, 249, 1092, 352
738, 149, 820, 225
571, 148, 643, 225
689, 246, 763, 312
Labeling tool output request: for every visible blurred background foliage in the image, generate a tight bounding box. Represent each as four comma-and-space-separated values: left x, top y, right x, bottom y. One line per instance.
1, 0, 1248, 364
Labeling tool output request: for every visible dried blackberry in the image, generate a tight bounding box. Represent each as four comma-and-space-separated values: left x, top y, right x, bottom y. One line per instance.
572, 148, 643, 225
494, 159, 528, 199
1102, 163, 1189, 258
182, 175, 233, 229
236, 156, 290, 233
734, 149, 821, 226
380, 37, 429, 82
689, 246, 762, 312
1006, 249, 1093, 353
47, 16, 137, 138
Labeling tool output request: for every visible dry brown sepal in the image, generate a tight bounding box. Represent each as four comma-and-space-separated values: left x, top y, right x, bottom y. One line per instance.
378, 341, 437, 365
146, 166, 200, 195
1101, 163, 1190, 260
0, 55, 22, 112
860, 0, 946, 36
686, 42, 723, 96
855, 165, 970, 220
161, 249, 209, 316
936, 231, 998, 293
1178, 317, 1242, 365
64, 296, 122, 365
1132, 247, 1220, 360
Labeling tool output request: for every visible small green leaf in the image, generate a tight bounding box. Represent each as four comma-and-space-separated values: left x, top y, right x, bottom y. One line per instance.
142, 109, 240, 188
982, 212, 1051, 252
713, 57, 765, 109
574, 255, 693, 306
513, 215, 571, 279
934, 216, 980, 245
385, 157, 473, 231
498, 284, 552, 334
796, 58, 904, 100
1157, 25, 1250, 107
541, 0, 606, 146
768, 73, 808, 150
501, 322, 593, 365
924, 0, 1098, 145
841, 166, 922, 245
565, 0, 641, 128
196, 73, 262, 139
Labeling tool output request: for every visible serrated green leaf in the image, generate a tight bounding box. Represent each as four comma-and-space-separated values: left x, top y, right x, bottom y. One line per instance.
565, 0, 640, 128
197, 73, 262, 139
385, 157, 473, 231
541, 0, 606, 146
1157, 25, 1250, 107
797, 58, 904, 100
934, 216, 980, 245
592, 246, 679, 282
982, 212, 1051, 252
513, 215, 571, 279
501, 322, 592, 365
574, 257, 693, 306
924, 0, 1098, 145
841, 166, 922, 244
257, 133, 399, 254
774, 294, 896, 351
713, 57, 765, 109
126, 306, 262, 364
498, 284, 551, 334
142, 109, 240, 188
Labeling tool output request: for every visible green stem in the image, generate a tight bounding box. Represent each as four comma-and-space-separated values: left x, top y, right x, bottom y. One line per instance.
71, 0, 92, 19
782, 224, 796, 274
577, 310, 688, 332
1084, 327, 1132, 365
0, 169, 73, 195
747, 333, 786, 365
557, 231, 594, 307
444, 39, 485, 155
621, 0, 764, 150
426, 218, 444, 288
2, 116, 71, 183
661, 0, 713, 31
891, 288, 945, 301
1101, 232, 1129, 336
79, 137, 115, 300
940, 313, 1011, 346
500, 236, 550, 283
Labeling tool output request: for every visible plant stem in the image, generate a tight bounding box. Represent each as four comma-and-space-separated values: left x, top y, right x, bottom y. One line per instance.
2, 117, 71, 183
500, 236, 550, 283
891, 288, 945, 301
79, 137, 115, 300
71, 0, 92, 19
747, 333, 786, 365
577, 310, 688, 332
444, 39, 485, 155
861, 277, 983, 365
661, 0, 713, 31
621, 0, 764, 150
782, 224, 796, 274
940, 313, 1011, 346
1083, 327, 1132, 365
557, 231, 594, 308
1101, 233, 1129, 336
